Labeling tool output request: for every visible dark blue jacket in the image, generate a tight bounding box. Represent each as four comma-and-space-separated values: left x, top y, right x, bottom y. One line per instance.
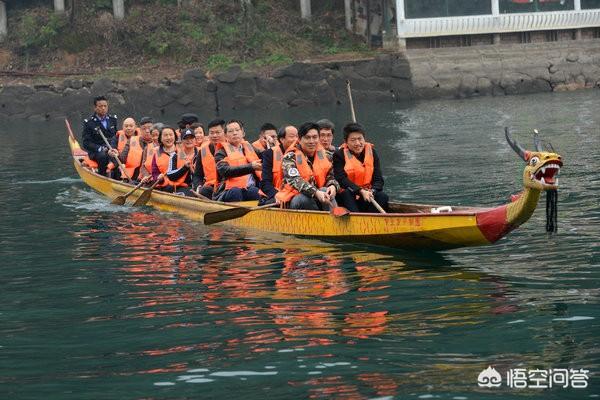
82, 114, 118, 154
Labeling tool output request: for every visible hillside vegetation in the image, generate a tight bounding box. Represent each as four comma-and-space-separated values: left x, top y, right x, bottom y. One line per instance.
1, 0, 371, 80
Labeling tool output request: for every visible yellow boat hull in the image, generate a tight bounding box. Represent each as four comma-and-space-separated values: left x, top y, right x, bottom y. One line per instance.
69, 136, 504, 250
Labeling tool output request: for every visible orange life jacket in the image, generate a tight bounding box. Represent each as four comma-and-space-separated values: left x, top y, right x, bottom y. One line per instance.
275, 146, 331, 203
341, 142, 374, 189
114, 133, 144, 178
221, 141, 262, 190
153, 150, 176, 188
72, 148, 99, 169
272, 145, 284, 190
107, 129, 141, 174
142, 143, 157, 176
252, 139, 266, 152
200, 142, 218, 186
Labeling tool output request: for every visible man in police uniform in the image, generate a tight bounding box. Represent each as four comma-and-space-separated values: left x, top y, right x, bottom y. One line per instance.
82, 96, 119, 176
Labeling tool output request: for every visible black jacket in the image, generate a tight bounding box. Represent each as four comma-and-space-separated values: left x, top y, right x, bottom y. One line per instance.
82, 114, 118, 154
258, 145, 282, 199
332, 146, 385, 193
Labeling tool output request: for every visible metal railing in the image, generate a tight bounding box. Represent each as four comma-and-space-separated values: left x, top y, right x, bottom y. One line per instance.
397, 10, 600, 38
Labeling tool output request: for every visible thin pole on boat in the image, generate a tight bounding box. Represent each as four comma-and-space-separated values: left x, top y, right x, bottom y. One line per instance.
345, 80, 387, 214
346, 80, 357, 123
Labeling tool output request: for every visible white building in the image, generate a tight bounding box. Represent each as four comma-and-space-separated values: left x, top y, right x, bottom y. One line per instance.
346, 0, 600, 49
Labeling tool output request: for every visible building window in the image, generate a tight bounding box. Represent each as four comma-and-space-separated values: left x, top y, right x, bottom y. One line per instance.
404, 0, 491, 19
500, 0, 574, 14
582, 0, 600, 8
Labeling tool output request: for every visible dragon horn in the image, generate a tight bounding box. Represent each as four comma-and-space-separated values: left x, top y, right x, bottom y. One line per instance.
533, 129, 543, 152
505, 127, 529, 161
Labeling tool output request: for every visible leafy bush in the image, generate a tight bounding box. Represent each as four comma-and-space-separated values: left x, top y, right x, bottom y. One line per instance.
206, 54, 234, 71
5, 0, 370, 73
15, 12, 67, 51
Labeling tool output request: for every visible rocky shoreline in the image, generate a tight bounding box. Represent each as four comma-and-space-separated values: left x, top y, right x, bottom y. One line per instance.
0, 41, 598, 121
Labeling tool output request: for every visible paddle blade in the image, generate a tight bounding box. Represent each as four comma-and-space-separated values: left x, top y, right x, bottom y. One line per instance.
203, 207, 251, 225
332, 207, 350, 217
132, 189, 153, 207
110, 195, 126, 205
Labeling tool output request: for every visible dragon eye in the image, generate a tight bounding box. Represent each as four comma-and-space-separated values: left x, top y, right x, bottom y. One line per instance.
530, 157, 539, 166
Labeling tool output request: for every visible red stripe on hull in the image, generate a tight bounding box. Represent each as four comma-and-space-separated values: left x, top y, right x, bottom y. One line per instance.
476, 205, 513, 243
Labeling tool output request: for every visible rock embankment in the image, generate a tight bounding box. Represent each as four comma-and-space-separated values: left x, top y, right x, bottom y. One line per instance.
0, 54, 411, 121
1, 41, 599, 121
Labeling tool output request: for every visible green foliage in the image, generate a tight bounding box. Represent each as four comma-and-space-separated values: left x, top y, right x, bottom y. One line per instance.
206, 54, 234, 72
7, 0, 372, 74
147, 30, 178, 56
254, 53, 293, 67
180, 21, 205, 43
214, 24, 241, 49
16, 12, 67, 51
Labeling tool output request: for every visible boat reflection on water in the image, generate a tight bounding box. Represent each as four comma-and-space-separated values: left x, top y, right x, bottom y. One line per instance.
70, 209, 524, 397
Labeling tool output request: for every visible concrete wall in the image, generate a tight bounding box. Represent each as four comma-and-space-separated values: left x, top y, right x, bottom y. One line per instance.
408, 40, 600, 99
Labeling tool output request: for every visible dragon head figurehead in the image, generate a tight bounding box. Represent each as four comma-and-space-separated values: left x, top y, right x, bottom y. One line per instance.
477, 128, 564, 242
505, 128, 562, 191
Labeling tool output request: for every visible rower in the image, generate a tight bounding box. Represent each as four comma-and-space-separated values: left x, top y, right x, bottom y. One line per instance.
81, 96, 119, 176
213, 119, 262, 202
110, 117, 143, 181
193, 119, 226, 199
276, 122, 340, 210
333, 122, 389, 213
252, 122, 277, 156
190, 122, 207, 147
316, 118, 336, 156
150, 123, 162, 146
139, 116, 153, 138
139, 122, 158, 182
165, 128, 197, 196
150, 126, 178, 192
258, 124, 298, 205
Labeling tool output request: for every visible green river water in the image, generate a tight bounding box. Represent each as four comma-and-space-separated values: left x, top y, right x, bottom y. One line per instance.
0, 90, 598, 399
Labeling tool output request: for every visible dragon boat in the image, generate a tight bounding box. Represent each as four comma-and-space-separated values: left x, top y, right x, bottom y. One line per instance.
66, 120, 562, 250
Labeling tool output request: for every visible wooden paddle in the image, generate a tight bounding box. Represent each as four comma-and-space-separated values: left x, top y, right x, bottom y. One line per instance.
203, 203, 278, 225
132, 179, 161, 207
111, 180, 146, 205
190, 189, 212, 201
346, 80, 386, 214
371, 198, 387, 214
97, 129, 132, 181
